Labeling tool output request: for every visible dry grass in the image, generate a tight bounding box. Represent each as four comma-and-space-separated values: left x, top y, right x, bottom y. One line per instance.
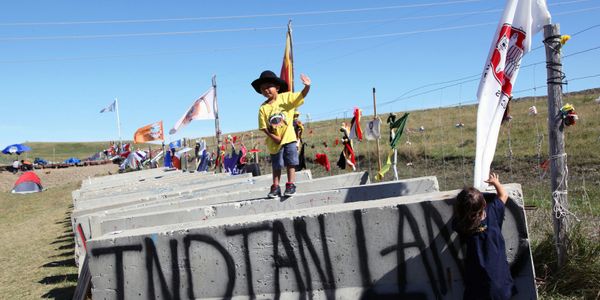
0, 165, 117, 299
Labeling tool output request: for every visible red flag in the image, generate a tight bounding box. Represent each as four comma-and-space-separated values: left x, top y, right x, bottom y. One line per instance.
315, 153, 330, 171
280, 21, 294, 92
349, 108, 363, 141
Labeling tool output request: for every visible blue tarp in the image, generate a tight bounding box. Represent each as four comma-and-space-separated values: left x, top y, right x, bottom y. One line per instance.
64, 157, 81, 164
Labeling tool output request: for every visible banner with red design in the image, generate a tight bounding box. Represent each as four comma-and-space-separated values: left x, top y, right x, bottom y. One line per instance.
474, 0, 550, 189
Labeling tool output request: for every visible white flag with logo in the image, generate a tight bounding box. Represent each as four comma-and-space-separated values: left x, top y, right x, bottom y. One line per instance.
169, 86, 216, 135
100, 100, 116, 113
474, 0, 550, 189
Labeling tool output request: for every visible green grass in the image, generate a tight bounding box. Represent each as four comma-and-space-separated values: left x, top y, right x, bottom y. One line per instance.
0, 182, 79, 299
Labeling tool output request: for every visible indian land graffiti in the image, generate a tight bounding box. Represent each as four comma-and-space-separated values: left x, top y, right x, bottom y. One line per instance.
88, 198, 534, 300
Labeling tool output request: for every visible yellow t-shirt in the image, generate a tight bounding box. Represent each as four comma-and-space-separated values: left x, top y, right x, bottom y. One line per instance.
258, 92, 304, 154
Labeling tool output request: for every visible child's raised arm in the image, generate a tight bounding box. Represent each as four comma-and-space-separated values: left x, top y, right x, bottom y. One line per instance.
300, 74, 311, 98
484, 173, 508, 204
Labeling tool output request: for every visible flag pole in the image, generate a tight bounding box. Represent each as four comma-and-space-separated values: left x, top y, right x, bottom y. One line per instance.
372, 87, 382, 172
212, 75, 223, 172
288, 19, 294, 93
115, 97, 123, 150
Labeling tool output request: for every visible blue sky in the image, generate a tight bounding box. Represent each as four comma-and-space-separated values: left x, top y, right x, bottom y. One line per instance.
1, 0, 599, 148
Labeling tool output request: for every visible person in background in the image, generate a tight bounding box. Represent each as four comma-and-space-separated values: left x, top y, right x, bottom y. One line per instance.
11, 159, 20, 174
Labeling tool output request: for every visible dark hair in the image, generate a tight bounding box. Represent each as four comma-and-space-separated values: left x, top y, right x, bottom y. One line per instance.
454, 187, 486, 236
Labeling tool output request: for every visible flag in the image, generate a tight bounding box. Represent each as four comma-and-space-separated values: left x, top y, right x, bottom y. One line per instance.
280, 21, 294, 92
169, 139, 182, 149
389, 113, 409, 149
348, 108, 363, 141
100, 100, 115, 113
169, 87, 216, 135
365, 118, 381, 140
133, 121, 164, 144
474, 0, 550, 189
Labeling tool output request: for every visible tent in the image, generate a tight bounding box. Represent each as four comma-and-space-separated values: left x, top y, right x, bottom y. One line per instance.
12, 171, 43, 194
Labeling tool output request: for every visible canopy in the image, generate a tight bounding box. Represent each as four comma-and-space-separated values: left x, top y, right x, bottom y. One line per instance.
12, 171, 43, 194
2, 144, 31, 155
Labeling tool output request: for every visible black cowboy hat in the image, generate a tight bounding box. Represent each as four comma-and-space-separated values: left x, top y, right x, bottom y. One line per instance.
251, 70, 289, 94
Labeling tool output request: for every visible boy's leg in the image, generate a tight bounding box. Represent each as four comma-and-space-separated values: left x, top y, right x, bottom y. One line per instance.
268, 149, 285, 198
286, 166, 295, 183
282, 142, 299, 196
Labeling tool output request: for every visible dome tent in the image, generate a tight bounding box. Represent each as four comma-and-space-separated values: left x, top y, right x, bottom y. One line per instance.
12, 171, 43, 194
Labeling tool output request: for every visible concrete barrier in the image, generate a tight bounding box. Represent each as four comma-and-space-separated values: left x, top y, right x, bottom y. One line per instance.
86, 184, 535, 299
75, 172, 362, 242
98, 176, 439, 236
72, 170, 316, 268
75, 172, 251, 204
72, 171, 312, 217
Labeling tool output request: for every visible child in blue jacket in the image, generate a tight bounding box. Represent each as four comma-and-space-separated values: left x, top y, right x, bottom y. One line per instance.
454, 173, 515, 300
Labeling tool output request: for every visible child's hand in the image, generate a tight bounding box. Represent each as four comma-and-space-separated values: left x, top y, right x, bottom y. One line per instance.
300, 74, 311, 86
484, 172, 501, 186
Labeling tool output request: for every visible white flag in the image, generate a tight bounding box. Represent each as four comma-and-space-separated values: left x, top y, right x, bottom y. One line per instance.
169, 86, 217, 135
365, 118, 381, 140
474, 0, 550, 189
100, 100, 116, 113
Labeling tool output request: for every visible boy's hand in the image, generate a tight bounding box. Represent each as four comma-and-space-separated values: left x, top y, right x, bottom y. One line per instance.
300, 74, 311, 86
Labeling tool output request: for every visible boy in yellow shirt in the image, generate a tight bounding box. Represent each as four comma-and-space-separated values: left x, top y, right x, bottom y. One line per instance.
253, 70, 311, 197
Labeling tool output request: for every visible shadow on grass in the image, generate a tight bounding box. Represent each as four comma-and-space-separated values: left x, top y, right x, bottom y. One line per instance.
41, 286, 76, 299
41, 217, 78, 300
50, 238, 72, 245
56, 243, 75, 250
43, 258, 76, 268
49, 251, 73, 259
39, 274, 78, 284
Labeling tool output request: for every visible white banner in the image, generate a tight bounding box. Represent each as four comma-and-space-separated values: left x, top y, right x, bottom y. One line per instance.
474, 0, 550, 189
169, 87, 216, 135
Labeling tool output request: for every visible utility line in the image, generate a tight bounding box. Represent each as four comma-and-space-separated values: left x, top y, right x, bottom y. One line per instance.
310, 47, 600, 119
1, 5, 598, 41
0, 0, 588, 27
0, 0, 481, 26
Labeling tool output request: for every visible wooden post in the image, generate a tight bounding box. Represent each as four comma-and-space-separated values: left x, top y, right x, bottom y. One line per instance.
213, 75, 223, 173
373, 88, 382, 172
544, 23, 569, 268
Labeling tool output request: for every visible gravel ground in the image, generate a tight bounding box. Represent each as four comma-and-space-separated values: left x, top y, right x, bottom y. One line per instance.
0, 163, 119, 193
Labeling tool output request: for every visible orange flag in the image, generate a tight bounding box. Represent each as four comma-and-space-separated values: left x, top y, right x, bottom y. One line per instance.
133, 121, 164, 144
280, 21, 294, 92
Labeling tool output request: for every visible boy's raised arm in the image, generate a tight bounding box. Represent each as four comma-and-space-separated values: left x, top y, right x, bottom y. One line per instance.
300, 73, 311, 98
484, 173, 508, 204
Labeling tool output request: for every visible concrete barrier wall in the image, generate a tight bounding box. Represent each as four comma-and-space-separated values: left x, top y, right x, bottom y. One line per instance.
86, 184, 535, 299
98, 176, 439, 236
92, 171, 368, 219
72, 171, 332, 269
76, 171, 217, 200
72, 171, 313, 221
75, 172, 364, 244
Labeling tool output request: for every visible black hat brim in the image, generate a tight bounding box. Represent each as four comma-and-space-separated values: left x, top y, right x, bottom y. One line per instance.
251, 77, 289, 94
